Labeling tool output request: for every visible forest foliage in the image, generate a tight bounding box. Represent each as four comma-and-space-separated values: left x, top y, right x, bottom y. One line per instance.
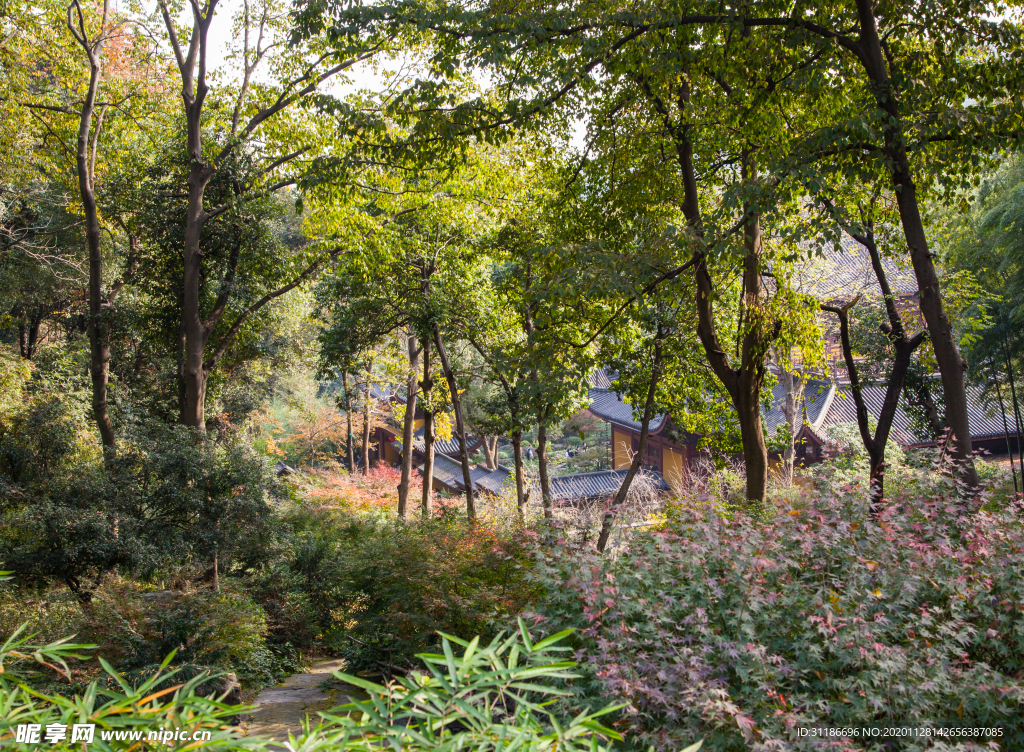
4, 0, 1024, 749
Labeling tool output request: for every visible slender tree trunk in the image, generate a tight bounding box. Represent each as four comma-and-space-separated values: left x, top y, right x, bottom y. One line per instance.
343, 371, 355, 473
854, 0, 978, 493
26, 316, 41, 360
597, 334, 664, 552
512, 429, 526, 512
483, 436, 498, 469
69, 0, 115, 450
537, 418, 552, 520
397, 334, 420, 519
17, 316, 27, 359
993, 368, 1018, 493
361, 360, 374, 474
421, 340, 434, 518
825, 298, 925, 513
170, 0, 217, 430
778, 364, 803, 486
821, 213, 930, 511
735, 159, 772, 505
433, 329, 475, 519
679, 140, 774, 507
1003, 340, 1024, 474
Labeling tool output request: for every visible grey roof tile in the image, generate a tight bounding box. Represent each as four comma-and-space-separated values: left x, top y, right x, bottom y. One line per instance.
586, 389, 669, 432
589, 368, 613, 389
418, 453, 468, 493
821, 382, 1018, 445
407, 426, 482, 457
416, 456, 513, 495
794, 234, 918, 301
763, 377, 835, 434
548, 469, 670, 502
473, 464, 514, 495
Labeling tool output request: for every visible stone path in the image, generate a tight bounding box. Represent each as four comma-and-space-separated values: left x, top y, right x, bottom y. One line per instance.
245, 658, 360, 743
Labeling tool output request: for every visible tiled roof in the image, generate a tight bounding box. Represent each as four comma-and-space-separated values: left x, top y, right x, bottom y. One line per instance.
419, 453, 470, 493
793, 234, 918, 301
368, 382, 396, 402
763, 377, 835, 434
406, 426, 483, 457
548, 468, 670, 503
416, 455, 513, 495
587, 365, 1016, 450
821, 382, 1018, 446
473, 464, 514, 495
587, 388, 670, 433
589, 368, 613, 389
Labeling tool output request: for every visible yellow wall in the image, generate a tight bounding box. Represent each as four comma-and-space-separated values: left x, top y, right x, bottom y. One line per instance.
413, 418, 424, 430
662, 446, 684, 491
612, 427, 632, 470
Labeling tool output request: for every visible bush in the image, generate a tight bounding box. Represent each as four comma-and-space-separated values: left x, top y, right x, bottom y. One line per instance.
526, 479, 1024, 751
1, 614, 666, 752
314, 621, 700, 752
0, 418, 278, 606
95, 587, 267, 673
0, 624, 265, 752
272, 499, 538, 674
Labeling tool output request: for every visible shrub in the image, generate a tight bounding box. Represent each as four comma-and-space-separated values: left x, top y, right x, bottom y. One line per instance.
334, 512, 539, 673
95, 587, 268, 674
313, 621, 702, 752
271, 498, 538, 673
1, 616, 676, 752
526, 480, 1024, 751
0, 419, 278, 606
0, 624, 266, 752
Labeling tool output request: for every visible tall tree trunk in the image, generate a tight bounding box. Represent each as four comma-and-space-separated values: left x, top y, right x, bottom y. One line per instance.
777, 361, 803, 486
512, 429, 526, 512
483, 436, 498, 469
25, 315, 41, 360
597, 333, 664, 552
691, 180, 771, 504
17, 313, 27, 359
854, 0, 979, 493
1003, 339, 1024, 474
69, 0, 115, 450
421, 340, 434, 518
537, 417, 553, 520
433, 329, 475, 519
397, 334, 420, 519
677, 136, 775, 507
821, 210, 928, 512
361, 360, 374, 474
993, 368, 1019, 493
343, 371, 355, 473
736, 380, 769, 503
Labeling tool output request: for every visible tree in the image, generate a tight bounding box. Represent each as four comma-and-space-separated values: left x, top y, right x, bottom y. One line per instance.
940, 155, 1024, 437
817, 200, 927, 510
155, 0, 378, 428
302, 0, 1024, 500
19, 0, 164, 449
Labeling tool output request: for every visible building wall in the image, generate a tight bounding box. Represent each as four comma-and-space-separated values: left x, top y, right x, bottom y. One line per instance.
611, 427, 632, 470
662, 446, 684, 491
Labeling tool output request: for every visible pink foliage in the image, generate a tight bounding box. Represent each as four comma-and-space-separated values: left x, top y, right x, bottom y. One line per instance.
527, 478, 1024, 750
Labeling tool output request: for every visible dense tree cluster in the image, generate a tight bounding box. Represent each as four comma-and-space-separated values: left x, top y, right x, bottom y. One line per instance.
2, 0, 1024, 579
